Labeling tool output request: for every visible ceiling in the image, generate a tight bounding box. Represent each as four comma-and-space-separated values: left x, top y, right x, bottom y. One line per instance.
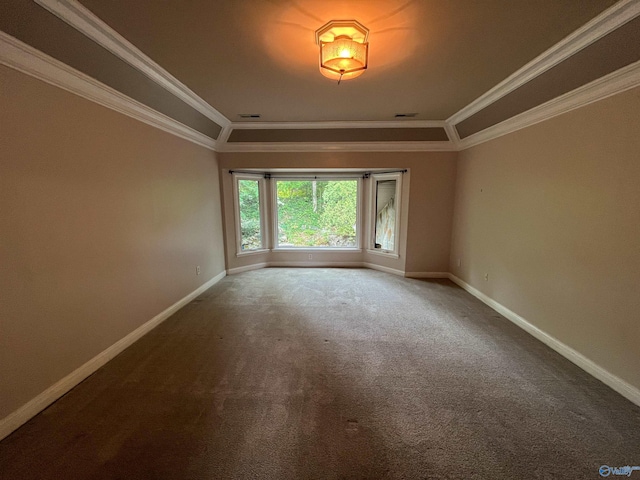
2, 0, 638, 151
77, 0, 616, 123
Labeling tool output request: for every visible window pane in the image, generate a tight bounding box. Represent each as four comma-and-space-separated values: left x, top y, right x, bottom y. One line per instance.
238, 179, 262, 250
375, 180, 396, 251
276, 180, 357, 247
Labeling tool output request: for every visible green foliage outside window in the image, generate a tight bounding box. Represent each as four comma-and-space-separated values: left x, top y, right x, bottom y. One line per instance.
277, 180, 357, 247
238, 179, 262, 250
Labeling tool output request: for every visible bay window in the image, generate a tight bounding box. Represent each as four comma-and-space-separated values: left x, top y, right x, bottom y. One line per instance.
368, 172, 402, 257
273, 179, 360, 249
233, 174, 267, 254
233, 170, 404, 256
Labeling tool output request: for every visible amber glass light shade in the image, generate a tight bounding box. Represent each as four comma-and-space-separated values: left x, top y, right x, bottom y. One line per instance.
319, 35, 368, 80
315, 20, 369, 81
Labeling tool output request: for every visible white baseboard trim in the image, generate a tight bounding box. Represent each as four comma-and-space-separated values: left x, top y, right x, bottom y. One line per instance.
405, 272, 449, 279
227, 262, 269, 275
269, 261, 364, 269
363, 262, 405, 277
0, 270, 226, 441
448, 273, 640, 407
228, 261, 403, 275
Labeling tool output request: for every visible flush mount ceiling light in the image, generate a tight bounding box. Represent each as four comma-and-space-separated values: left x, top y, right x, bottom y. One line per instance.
315, 20, 369, 83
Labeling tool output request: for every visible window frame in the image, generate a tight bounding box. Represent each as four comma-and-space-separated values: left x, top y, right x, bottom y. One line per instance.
233, 173, 269, 256
271, 175, 363, 252
367, 172, 403, 258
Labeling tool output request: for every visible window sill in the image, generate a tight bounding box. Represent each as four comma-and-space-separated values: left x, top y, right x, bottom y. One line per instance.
272, 247, 362, 253
236, 248, 269, 257
366, 249, 399, 259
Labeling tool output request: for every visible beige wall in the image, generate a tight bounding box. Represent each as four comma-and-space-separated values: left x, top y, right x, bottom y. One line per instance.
218, 152, 457, 275
5, 36, 636, 435
450, 86, 640, 391
0, 65, 225, 419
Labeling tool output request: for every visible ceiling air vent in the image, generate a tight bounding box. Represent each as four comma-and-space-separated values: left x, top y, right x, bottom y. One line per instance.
394, 113, 418, 118
238, 114, 261, 119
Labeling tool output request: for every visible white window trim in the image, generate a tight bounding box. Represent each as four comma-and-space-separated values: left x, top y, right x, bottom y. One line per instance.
274, 248, 363, 253
271, 176, 362, 251
366, 248, 400, 259
367, 172, 403, 258
233, 173, 268, 256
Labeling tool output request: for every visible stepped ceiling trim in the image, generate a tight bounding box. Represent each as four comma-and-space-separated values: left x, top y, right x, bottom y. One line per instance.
447, 0, 640, 126
218, 142, 456, 153
455, 14, 640, 138
0, 30, 217, 150
457, 60, 640, 150
1, 0, 638, 152
35, 0, 230, 129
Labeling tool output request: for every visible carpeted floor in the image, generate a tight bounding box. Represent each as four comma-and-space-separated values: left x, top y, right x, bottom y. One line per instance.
1, 268, 639, 479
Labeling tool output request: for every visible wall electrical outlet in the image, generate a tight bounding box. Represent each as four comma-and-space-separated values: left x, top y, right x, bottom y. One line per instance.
484, 273, 489, 281
308, 254, 312, 260
457, 258, 461, 267
196, 266, 201, 275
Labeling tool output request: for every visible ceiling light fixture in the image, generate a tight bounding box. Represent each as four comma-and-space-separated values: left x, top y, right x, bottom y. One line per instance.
315, 20, 369, 84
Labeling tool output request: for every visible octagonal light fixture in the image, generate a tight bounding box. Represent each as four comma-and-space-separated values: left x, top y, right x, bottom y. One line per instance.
315, 20, 369, 83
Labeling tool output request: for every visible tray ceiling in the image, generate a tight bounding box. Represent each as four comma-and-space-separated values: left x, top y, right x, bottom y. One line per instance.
2, 0, 638, 152
78, 0, 615, 122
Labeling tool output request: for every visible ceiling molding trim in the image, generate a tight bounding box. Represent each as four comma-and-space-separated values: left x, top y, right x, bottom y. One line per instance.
443, 123, 460, 147
0, 31, 217, 151
217, 125, 234, 145
228, 120, 448, 130
218, 142, 456, 153
34, 0, 231, 129
447, 0, 640, 126
457, 59, 640, 150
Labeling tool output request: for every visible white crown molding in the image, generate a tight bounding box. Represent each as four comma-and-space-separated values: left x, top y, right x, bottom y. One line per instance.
217, 125, 234, 145
229, 120, 448, 130
458, 59, 640, 150
34, 0, 230, 129
219, 141, 456, 153
0, 31, 217, 151
0, 271, 226, 441
448, 274, 640, 407
223, 120, 455, 152
7, 0, 637, 155
443, 122, 460, 146
447, 0, 640, 126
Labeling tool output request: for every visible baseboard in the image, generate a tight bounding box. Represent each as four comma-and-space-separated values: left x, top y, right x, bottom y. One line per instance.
268, 261, 364, 269
4, 268, 636, 442
229, 261, 391, 274
362, 262, 405, 277
0, 270, 226, 441
227, 262, 269, 275
448, 273, 640, 407
404, 272, 449, 279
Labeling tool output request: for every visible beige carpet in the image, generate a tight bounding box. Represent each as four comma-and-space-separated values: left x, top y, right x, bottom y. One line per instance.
1, 268, 639, 479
